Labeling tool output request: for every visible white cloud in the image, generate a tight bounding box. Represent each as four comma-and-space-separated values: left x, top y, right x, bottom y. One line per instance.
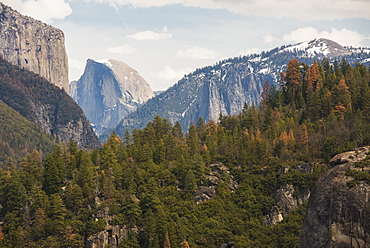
85, 0, 370, 20
2, 0, 72, 23
127, 30, 173, 41
177, 46, 219, 60
240, 47, 260, 56
69, 58, 85, 70
263, 34, 276, 44
153, 66, 192, 81
107, 45, 137, 54
282, 27, 366, 47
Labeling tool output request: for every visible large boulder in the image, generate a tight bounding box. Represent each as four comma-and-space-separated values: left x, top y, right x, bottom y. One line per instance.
300, 147, 370, 248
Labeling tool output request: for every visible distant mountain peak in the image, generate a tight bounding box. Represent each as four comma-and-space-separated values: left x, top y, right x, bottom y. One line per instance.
71, 58, 154, 136
281, 38, 352, 58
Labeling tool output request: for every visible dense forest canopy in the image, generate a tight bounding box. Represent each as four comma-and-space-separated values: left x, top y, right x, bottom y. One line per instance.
0, 58, 369, 247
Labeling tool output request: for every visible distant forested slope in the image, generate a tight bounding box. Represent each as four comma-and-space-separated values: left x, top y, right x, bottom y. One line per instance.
0, 56, 100, 148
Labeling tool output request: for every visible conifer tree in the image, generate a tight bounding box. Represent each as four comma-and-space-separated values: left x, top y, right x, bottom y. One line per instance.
172, 121, 183, 139
187, 125, 199, 156
285, 59, 301, 98
42, 146, 65, 195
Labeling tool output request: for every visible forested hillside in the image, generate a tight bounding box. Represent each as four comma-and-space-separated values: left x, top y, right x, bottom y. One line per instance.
0, 56, 100, 148
0, 100, 55, 164
0, 58, 369, 247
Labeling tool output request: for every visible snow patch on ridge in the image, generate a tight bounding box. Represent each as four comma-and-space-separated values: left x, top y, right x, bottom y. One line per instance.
94, 59, 113, 68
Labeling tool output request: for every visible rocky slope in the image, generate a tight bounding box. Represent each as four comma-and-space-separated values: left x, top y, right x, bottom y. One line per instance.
300, 147, 370, 248
71, 59, 154, 136
0, 56, 100, 148
113, 38, 370, 138
0, 2, 69, 92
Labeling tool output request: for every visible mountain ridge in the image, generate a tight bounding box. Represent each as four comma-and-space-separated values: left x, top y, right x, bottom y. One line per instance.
110, 38, 370, 139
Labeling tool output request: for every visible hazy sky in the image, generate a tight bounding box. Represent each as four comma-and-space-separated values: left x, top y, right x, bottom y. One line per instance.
2, 0, 370, 91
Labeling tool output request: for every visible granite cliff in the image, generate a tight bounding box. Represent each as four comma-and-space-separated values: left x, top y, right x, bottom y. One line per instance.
0, 2, 69, 92
300, 147, 370, 248
71, 59, 154, 136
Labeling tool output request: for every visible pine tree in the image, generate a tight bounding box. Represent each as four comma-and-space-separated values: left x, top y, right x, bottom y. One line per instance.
123, 129, 132, 146
0, 175, 27, 214
19, 150, 43, 191
172, 121, 183, 140
332, 76, 352, 118
184, 170, 197, 194
42, 146, 65, 195
285, 59, 301, 97
187, 125, 199, 156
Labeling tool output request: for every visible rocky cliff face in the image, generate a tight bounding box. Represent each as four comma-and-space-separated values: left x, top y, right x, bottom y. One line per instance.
71, 59, 154, 136
0, 3, 69, 92
300, 147, 370, 248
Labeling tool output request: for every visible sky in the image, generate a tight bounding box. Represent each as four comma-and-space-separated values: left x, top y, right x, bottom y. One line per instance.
2, 0, 370, 91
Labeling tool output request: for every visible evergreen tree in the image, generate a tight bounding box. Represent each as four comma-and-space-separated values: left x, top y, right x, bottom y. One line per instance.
42, 146, 66, 195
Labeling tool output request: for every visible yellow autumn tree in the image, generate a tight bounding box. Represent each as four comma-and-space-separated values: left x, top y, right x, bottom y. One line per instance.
164, 232, 171, 248
180, 240, 190, 248
299, 124, 309, 146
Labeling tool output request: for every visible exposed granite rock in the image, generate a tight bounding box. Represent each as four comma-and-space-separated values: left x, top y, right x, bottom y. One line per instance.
263, 206, 284, 226
0, 3, 69, 92
263, 184, 310, 226
194, 162, 238, 204
263, 163, 312, 226
220, 241, 235, 248
296, 163, 314, 174
86, 224, 130, 248
277, 184, 310, 217
85, 199, 129, 248
300, 147, 370, 248
71, 59, 154, 136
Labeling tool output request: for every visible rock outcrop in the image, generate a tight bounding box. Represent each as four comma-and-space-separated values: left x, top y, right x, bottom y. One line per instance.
263, 163, 313, 226
0, 3, 69, 92
300, 147, 370, 248
86, 225, 130, 248
71, 59, 154, 136
85, 207, 132, 248
263, 183, 311, 226
194, 162, 238, 204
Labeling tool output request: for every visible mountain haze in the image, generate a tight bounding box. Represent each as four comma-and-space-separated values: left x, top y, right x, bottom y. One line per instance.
71, 59, 154, 135
113, 38, 370, 138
